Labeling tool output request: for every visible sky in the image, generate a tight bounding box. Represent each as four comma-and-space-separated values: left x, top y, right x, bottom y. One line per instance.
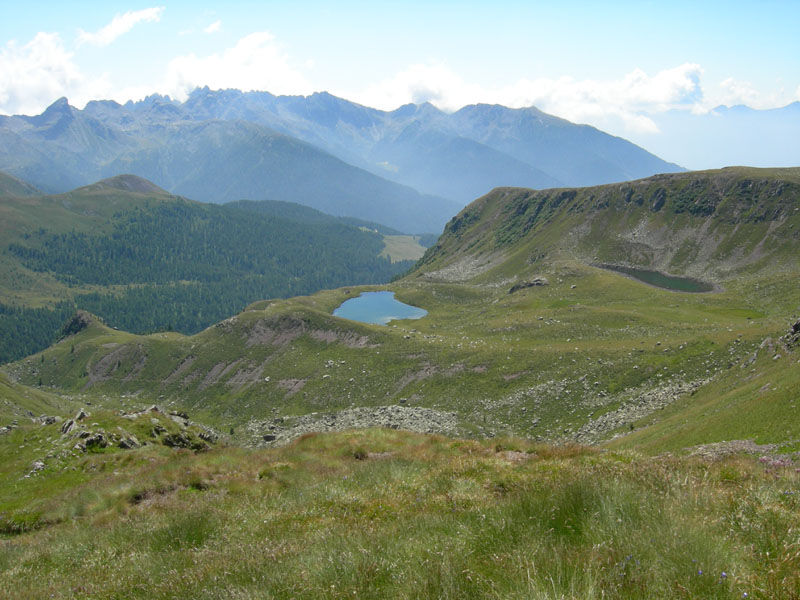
1, 0, 799, 166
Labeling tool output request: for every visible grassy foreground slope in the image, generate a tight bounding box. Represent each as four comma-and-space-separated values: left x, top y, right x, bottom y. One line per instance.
1, 428, 799, 599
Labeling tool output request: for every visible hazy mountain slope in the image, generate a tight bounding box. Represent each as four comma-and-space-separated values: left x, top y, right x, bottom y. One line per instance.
368, 122, 561, 200
0, 127, 86, 193
0, 170, 40, 197
101, 119, 457, 232
0, 98, 460, 233
449, 104, 685, 186
178, 88, 681, 200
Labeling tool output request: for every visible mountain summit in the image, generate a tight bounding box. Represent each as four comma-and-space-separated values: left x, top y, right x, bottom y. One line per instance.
0, 90, 683, 232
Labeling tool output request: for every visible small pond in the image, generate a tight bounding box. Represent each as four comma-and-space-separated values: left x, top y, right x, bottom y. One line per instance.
333, 291, 427, 325
597, 264, 715, 293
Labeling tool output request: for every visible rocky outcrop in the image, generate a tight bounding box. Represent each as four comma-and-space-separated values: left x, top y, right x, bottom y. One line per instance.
58, 311, 97, 339
509, 277, 549, 294
781, 318, 800, 348
572, 379, 709, 443
246, 405, 458, 446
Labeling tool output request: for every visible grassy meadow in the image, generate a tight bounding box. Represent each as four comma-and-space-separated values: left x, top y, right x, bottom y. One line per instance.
1, 428, 799, 599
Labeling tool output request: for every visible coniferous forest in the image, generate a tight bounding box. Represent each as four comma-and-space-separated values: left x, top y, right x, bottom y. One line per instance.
1, 200, 413, 363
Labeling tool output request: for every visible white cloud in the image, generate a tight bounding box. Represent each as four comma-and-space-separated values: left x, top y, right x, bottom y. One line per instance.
78, 7, 164, 47
355, 63, 483, 111
0, 32, 111, 115
347, 62, 706, 134
162, 31, 312, 100
709, 77, 798, 110
204, 20, 221, 34
717, 77, 762, 107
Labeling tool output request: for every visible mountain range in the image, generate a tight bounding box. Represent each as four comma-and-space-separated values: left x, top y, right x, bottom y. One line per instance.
0, 89, 683, 232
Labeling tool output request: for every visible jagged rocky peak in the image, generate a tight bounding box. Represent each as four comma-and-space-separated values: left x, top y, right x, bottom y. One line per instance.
25, 97, 75, 125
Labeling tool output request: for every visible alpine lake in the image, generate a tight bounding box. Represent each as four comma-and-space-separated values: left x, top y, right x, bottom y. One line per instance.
597, 264, 715, 293
333, 291, 427, 325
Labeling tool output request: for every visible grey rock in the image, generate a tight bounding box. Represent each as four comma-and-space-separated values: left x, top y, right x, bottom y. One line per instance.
118, 436, 140, 450
248, 405, 457, 446
85, 433, 107, 449
198, 430, 217, 443
509, 277, 549, 294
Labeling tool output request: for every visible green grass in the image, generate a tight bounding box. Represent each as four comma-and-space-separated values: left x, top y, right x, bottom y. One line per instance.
380, 235, 428, 263
1, 428, 799, 598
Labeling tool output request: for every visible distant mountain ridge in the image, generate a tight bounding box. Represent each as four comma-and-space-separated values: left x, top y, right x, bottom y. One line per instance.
0, 98, 457, 233
168, 88, 684, 197
0, 171, 41, 197
0, 89, 684, 232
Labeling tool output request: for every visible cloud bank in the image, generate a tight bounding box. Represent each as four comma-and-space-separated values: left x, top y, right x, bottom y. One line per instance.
78, 7, 165, 47
162, 32, 313, 101
348, 62, 705, 134
204, 20, 221, 34
0, 33, 109, 115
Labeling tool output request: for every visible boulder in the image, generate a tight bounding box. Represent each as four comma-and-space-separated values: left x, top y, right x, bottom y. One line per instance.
118, 436, 140, 450
85, 433, 107, 449
509, 277, 549, 294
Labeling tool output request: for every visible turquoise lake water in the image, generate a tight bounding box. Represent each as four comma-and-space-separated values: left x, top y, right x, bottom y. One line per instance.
598, 264, 715, 293
333, 291, 427, 325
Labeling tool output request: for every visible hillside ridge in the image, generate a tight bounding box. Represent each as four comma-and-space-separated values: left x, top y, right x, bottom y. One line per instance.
417, 166, 800, 283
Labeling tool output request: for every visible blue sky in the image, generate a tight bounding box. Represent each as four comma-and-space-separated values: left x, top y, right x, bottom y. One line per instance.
1, 1, 799, 157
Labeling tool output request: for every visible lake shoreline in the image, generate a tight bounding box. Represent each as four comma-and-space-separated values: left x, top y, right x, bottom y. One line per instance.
593, 263, 720, 293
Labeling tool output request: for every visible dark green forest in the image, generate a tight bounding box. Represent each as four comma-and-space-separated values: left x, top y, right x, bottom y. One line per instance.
1, 200, 412, 363
225, 199, 405, 235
